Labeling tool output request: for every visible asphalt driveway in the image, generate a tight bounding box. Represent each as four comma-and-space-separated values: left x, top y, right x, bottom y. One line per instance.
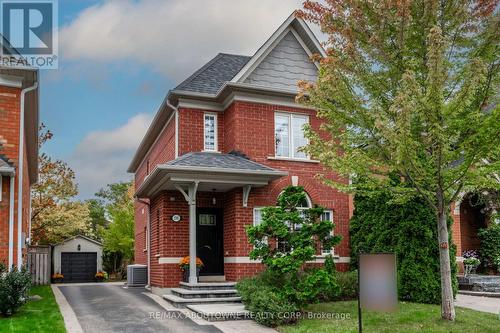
57, 284, 222, 333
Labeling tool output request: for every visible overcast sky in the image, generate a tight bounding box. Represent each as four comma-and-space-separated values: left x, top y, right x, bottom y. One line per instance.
42, 0, 318, 199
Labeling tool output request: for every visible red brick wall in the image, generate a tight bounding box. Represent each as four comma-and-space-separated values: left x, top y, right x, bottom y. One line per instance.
223, 101, 351, 257
178, 108, 225, 154
134, 115, 176, 264
0, 85, 31, 267
138, 100, 352, 286
0, 176, 12, 265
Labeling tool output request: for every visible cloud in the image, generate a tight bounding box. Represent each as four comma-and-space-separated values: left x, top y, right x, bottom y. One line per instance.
60, 0, 305, 81
69, 113, 152, 199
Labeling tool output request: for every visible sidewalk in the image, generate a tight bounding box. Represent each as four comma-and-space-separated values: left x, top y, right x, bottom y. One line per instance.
455, 294, 500, 315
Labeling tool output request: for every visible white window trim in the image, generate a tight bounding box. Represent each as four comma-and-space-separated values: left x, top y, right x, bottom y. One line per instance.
203, 112, 218, 152
274, 111, 310, 160
253, 207, 265, 226
320, 210, 336, 256
0, 176, 2, 201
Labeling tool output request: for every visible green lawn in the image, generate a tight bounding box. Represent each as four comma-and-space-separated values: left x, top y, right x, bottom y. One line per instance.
0, 286, 66, 333
278, 301, 500, 333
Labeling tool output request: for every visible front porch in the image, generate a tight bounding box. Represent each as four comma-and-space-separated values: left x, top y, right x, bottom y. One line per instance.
136, 152, 287, 288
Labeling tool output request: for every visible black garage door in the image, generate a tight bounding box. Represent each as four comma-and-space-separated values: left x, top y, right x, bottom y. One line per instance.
61, 252, 97, 282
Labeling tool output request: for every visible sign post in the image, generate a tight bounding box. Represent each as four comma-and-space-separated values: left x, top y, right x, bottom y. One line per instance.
358, 253, 397, 333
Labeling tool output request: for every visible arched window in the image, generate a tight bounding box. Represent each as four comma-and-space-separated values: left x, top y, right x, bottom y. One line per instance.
277, 190, 312, 209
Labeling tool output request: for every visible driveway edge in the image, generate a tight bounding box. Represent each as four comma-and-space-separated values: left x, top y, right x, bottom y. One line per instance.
51, 285, 84, 333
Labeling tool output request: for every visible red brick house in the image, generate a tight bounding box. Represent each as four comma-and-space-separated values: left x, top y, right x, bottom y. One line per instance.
129, 15, 352, 291
129, 14, 483, 292
0, 65, 39, 270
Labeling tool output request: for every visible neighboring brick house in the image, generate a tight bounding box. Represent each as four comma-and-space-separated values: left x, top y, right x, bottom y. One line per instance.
0, 65, 39, 269
128, 14, 484, 290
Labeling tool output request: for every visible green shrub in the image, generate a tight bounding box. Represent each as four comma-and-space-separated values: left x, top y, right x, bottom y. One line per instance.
278, 268, 340, 305
236, 274, 300, 327
349, 184, 457, 304
334, 270, 358, 300
246, 186, 341, 276
0, 264, 32, 316
478, 224, 500, 269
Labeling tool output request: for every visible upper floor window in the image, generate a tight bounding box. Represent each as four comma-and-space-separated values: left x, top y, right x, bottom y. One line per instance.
275, 112, 309, 159
204, 113, 217, 151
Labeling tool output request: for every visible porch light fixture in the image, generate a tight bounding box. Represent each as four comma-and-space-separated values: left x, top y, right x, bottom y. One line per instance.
212, 189, 216, 205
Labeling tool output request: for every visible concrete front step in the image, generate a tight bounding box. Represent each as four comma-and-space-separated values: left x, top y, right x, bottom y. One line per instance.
458, 275, 500, 293
171, 287, 238, 299
163, 294, 242, 308
179, 281, 237, 290
187, 304, 251, 321
458, 290, 500, 298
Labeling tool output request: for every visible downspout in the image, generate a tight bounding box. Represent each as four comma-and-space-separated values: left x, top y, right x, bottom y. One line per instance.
138, 198, 151, 288
166, 99, 179, 158
17, 82, 38, 268
8, 173, 15, 269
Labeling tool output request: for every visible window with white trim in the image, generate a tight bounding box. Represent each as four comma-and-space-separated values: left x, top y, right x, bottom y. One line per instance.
278, 192, 312, 252
204, 113, 217, 151
320, 210, 335, 256
253, 207, 268, 246
274, 112, 309, 159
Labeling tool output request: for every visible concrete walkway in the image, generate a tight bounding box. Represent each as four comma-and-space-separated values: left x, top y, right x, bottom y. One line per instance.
54, 283, 222, 333
145, 292, 276, 333
455, 294, 500, 314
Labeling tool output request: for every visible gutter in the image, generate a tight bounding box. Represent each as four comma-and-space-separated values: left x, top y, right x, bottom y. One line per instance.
166, 97, 179, 159
17, 81, 38, 268
0, 165, 15, 269
9, 173, 15, 269
137, 198, 151, 288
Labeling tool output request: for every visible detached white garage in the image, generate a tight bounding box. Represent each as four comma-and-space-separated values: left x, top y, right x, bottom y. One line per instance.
53, 235, 103, 283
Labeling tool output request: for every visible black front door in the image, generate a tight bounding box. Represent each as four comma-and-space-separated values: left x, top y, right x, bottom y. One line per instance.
196, 208, 223, 276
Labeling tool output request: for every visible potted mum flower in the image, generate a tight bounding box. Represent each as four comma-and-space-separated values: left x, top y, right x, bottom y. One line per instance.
95, 271, 105, 282
179, 256, 203, 282
52, 273, 64, 283
463, 250, 481, 276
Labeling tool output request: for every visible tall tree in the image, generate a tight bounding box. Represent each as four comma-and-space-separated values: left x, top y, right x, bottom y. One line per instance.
98, 182, 135, 271
31, 125, 91, 244
298, 1, 499, 320
86, 199, 108, 241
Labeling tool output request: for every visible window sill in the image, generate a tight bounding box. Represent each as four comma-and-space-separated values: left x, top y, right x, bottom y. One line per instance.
267, 156, 319, 163
202, 150, 221, 153
155, 254, 161, 257
143, 249, 148, 253
316, 254, 339, 259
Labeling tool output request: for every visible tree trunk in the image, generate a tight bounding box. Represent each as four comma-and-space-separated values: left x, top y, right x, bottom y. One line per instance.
437, 210, 455, 320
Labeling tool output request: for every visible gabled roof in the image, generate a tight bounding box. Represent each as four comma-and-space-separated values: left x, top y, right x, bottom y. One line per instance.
128, 12, 324, 174
231, 12, 325, 84
53, 235, 102, 247
174, 53, 250, 94
168, 12, 324, 98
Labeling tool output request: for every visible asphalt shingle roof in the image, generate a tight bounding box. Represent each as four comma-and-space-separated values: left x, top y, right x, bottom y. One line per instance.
174, 53, 250, 95
165, 152, 276, 172
0, 155, 13, 168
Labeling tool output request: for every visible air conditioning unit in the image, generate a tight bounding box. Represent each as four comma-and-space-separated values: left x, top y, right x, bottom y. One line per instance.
127, 264, 147, 287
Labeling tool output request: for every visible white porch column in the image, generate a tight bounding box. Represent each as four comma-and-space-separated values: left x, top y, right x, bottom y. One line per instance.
175, 182, 199, 284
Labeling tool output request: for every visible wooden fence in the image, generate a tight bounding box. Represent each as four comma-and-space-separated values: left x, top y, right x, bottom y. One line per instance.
27, 246, 51, 285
